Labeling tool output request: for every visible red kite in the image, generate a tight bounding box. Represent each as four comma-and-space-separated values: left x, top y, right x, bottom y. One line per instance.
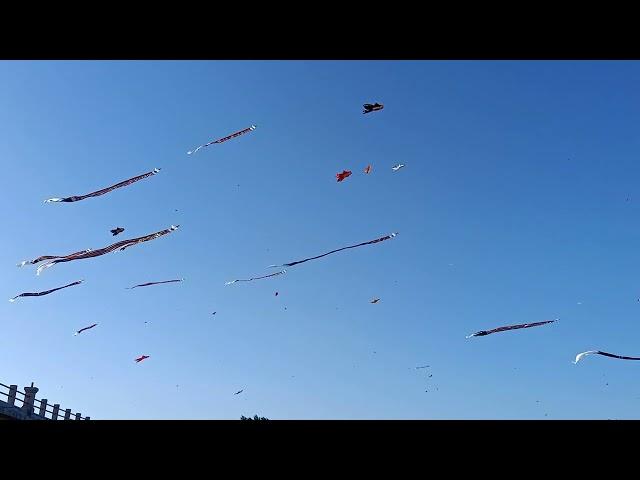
336, 170, 352, 182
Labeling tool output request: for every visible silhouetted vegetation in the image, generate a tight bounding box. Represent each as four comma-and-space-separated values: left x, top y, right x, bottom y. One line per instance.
240, 415, 269, 421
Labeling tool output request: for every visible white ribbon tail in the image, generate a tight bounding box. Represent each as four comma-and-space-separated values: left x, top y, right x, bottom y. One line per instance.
44, 198, 63, 203
17, 260, 28, 267
8, 298, 16, 302
573, 350, 598, 364
36, 262, 54, 276
224, 280, 237, 286
465, 333, 477, 339
73, 332, 79, 336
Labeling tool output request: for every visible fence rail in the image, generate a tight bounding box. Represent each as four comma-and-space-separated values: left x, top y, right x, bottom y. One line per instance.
0, 382, 89, 420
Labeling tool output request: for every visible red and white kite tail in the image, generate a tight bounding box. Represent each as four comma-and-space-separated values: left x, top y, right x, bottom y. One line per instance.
573, 351, 599, 364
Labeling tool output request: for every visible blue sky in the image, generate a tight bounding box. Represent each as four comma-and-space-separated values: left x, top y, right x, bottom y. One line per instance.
2, 60, 640, 419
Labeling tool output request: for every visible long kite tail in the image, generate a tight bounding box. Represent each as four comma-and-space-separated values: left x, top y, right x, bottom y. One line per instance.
225, 270, 286, 285
44, 168, 160, 204
187, 125, 256, 155
36, 226, 179, 275
74, 323, 98, 336
467, 319, 556, 338
269, 232, 398, 268
574, 350, 640, 363
18, 249, 93, 268
127, 278, 185, 289
9, 280, 84, 302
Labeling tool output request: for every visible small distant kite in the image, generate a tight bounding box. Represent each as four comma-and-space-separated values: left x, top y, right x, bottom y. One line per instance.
336, 170, 352, 182
466, 320, 556, 338
127, 278, 184, 289
225, 270, 286, 285
187, 125, 257, 155
9, 280, 83, 302
392, 164, 405, 172
135, 355, 150, 363
415, 365, 430, 370
212, 312, 217, 316
268, 232, 398, 268
34, 225, 180, 275
111, 227, 125, 236
234, 389, 244, 395
363, 103, 384, 114
574, 350, 640, 364
364, 165, 372, 174
370, 298, 380, 304
74, 323, 98, 336
275, 291, 279, 297
44, 169, 160, 203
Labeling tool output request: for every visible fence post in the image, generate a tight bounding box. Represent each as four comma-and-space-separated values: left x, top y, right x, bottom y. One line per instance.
52, 404, 60, 420
75, 412, 81, 421
7, 385, 17, 406
64, 408, 71, 420
38, 399, 48, 417
22, 383, 39, 416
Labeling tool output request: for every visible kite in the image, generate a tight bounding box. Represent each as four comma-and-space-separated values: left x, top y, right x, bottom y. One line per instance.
364, 165, 372, 174
466, 320, 556, 338
127, 278, 184, 289
18, 250, 92, 268
415, 365, 430, 370
135, 355, 150, 363
74, 323, 98, 336
363, 103, 384, 114
187, 125, 257, 155
225, 270, 286, 285
110, 227, 125, 236
9, 280, 83, 302
336, 170, 352, 182
392, 164, 405, 171
35, 225, 180, 275
268, 232, 398, 268
371, 298, 380, 304
44, 169, 160, 203
212, 312, 217, 315
574, 350, 640, 364
234, 390, 244, 395
275, 291, 279, 296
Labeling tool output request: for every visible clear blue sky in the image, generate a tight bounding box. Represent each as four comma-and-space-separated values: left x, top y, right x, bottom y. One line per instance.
2, 60, 640, 419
